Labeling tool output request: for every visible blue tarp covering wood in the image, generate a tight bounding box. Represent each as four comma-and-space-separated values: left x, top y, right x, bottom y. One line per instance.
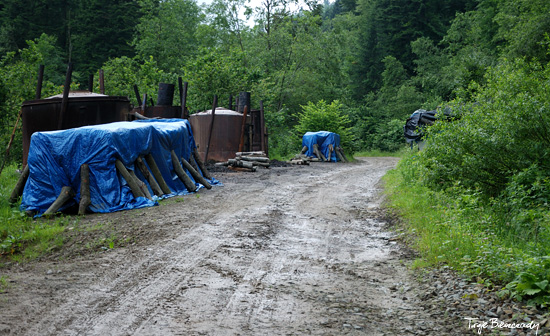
302, 131, 341, 162
21, 119, 220, 216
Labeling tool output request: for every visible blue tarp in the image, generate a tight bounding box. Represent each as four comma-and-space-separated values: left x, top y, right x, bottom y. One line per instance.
21, 119, 220, 216
302, 131, 341, 162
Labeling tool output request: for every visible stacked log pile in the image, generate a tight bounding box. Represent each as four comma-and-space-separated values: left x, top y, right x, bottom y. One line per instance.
215, 151, 270, 172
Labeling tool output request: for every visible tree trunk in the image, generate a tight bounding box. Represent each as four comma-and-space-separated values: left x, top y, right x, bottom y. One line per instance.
335, 148, 345, 162
115, 159, 145, 199
192, 147, 212, 180
145, 154, 172, 195
337, 147, 348, 162
181, 157, 212, 189
171, 150, 197, 192
129, 169, 152, 200
313, 144, 326, 161
78, 164, 91, 215
9, 164, 30, 204
44, 186, 75, 216
136, 156, 164, 197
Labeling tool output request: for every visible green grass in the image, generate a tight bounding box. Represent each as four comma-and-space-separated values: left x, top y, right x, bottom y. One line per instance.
384, 150, 550, 307
0, 164, 69, 263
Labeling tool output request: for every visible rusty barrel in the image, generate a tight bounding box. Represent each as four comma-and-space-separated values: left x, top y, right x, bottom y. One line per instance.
189, 108, 249, 162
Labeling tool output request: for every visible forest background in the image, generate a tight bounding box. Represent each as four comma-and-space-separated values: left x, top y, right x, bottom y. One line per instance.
2, 0, 550, 307
0, 0, 500, 161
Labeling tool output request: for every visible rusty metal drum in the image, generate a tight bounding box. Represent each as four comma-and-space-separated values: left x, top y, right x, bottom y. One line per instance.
189, 107, 247, 163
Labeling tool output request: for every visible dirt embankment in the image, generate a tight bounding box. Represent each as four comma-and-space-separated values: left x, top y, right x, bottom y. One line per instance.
2, 157, 541, 336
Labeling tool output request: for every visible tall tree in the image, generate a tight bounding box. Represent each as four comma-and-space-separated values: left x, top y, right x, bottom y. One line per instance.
0, 0, 69, 53
351, 0, 476, 100
71, 0, 141, 77
201, 0, 251, 54
494, 0, 550, 62
0, 0, 141, 84
133, 0, 202, 73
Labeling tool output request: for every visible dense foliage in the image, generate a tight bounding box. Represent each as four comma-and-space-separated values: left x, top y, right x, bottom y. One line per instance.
1, 0, 508, 162
387, 45, 550, 306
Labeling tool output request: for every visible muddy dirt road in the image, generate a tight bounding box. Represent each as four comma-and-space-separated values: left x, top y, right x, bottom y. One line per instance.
1, 158, 457, 335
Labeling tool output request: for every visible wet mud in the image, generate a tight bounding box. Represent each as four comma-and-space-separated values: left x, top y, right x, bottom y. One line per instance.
0, 157, 462, 335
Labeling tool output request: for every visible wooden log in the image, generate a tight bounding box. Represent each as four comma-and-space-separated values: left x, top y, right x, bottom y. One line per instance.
214, 161, 230, 167
204, 95, 218, 163
9, 164, 30, 204
260, 100, 266, 153
251, 161, 270, 168
78, 164, 91, 215
192, 147, 212, 180
58, 63, 73, 129
115, 159, 145, 198
235, 151, 266, 157
189, 154, 200, 173
228, 159, 254, 169
292, 154, 308, 160
237, 156, 270, 163
337, 147, 348, 162
133, 111, 154, 120
99, 69, 105, 94
335, 147, 345, 162
129, 169, 152, 200
44, 186, 75, 216
180, 157, 212, 189
133, 84, 142, 106
179, 78, 189, 119
288, 159, 309, 165
327, 144, 333, 162
312, 143, 321, 160
145, 153, 172, 195
171, 150, 197, 192
300, 146, 308, 154
238, 105, 248, 153
313, 144, 326, 161
136, 156, 163, 197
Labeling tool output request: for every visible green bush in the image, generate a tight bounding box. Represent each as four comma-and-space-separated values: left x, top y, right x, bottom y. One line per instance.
421, 58, 550, 198
386, 57, 550, 307
294, 100, 354, 150
370, 119, 407, 152
0, 34, 65, 167
102, 56, 178, 107
386, 151, 550, 307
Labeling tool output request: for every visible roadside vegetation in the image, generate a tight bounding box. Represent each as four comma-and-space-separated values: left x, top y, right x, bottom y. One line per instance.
0, 164, 68, 262
385, 56, 550, 307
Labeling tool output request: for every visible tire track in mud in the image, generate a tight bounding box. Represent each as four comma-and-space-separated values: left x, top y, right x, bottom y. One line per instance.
9, 157, 446, 335
25, 197, 275, 335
